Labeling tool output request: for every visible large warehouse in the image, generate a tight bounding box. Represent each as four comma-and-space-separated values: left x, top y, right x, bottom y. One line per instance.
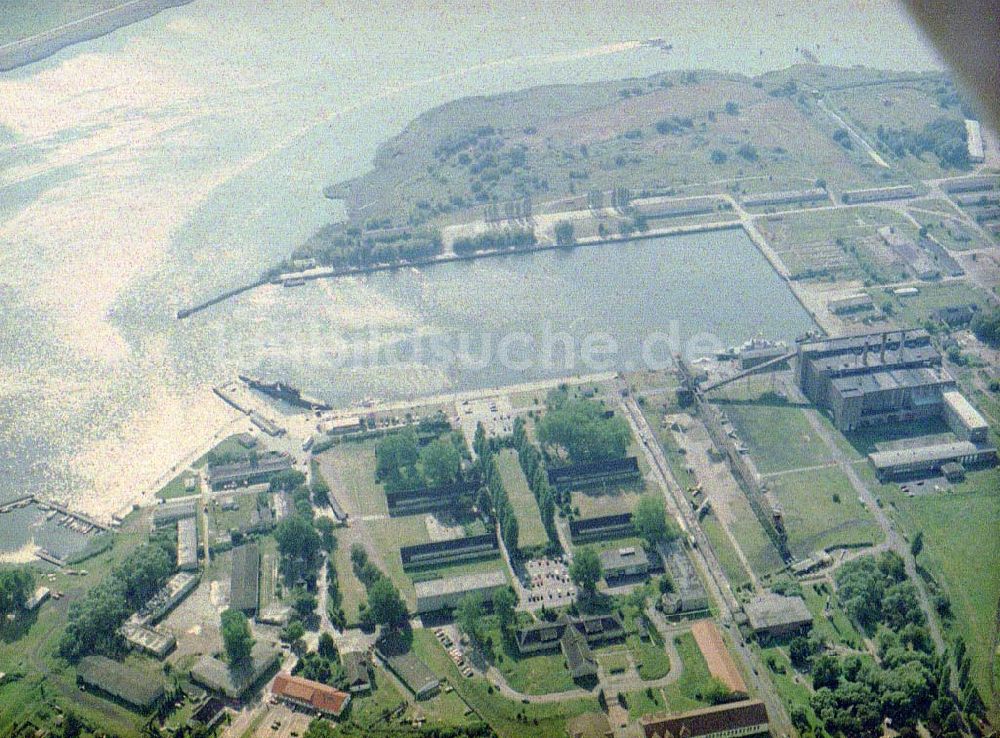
796, 329, 955, 432
413, 569, 507, 614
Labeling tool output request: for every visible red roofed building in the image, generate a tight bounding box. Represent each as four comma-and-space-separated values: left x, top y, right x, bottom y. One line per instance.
272, 674, 351, 718
640, 700, 770, 738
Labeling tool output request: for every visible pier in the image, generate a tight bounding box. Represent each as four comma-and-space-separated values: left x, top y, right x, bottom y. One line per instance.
0, 495, 109, 534
175, 219, 742, 320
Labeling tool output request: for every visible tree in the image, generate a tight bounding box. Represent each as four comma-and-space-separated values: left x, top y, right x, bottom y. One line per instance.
419, 436, 462, 487
311, 477, 331, 507
376, 429, 420, 487
555, 220, 575, 247
61, 711, 83, 738
536, 396, 630, 464
971, 305, 1000, 347
290, 588, 318, 620
501, 514, 519, 553
910, 531, 924, 558
811, 653, 840, 690
315, 517, 336, 553
789, 636, 817, 670
221, 609, 254, 665
493, 587, 518, 638
724, 101, 740, 116
366, 577, 407, 627
709, 149, 727, 165
456, 593, 485, 644
275, 515, 322, 574
0, 567, 34, 618
318, 632, 338, 660
633, 495, 678, 546
570, 546, 602, 594
281, 619, 305, 646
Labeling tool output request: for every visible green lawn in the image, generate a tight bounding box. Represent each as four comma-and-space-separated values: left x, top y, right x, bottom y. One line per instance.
662, 632, 717, 713
725, 495, 785, 578
336, 666, 409, 732
629, 637, 671, 680
495, 648, 577, 695
330, 534, 368, 626
626, 685, 668, 719
192, 434, 252, 469
717, 398, 834, 474
867, 466, 1000, 714
496, 449, 549, 550
411, 629, 599, 738
766, 465, 883, 557
315, 440, 388, 518
155, 471, 199, 500
759, 645, 820, 731
700, 513, 751, 589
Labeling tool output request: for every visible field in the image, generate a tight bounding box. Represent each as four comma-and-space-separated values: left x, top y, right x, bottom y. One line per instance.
758, 206, 910, 282
765, 465, 883, 557
495, 647, 577, 695
700, 513, 752, 589
868, 281, 996, 327
315, 440, 387, 518
411, 629, 600, 738
717, 397, 835, 474
322, 66, 946, 231
496, 449, 548, 550
863, 465, 1000, 713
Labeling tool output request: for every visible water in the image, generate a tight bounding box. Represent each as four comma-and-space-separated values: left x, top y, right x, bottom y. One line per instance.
0, 1, 941, 547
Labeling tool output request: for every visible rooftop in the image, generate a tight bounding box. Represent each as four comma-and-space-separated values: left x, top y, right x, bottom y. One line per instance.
599, 546, 650, 572
743, 593, 812, 632
230, 544, 260, 613
942, 391, 989, 430
78, 655, 165, 710
869, 440, 994, 468
413, 569, 507, 599
272, 673, 350, 716
641, 700, 769, 738
190, 642, 280, 699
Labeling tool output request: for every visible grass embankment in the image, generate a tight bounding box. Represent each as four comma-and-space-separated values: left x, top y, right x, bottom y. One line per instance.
496, 449, 548, 550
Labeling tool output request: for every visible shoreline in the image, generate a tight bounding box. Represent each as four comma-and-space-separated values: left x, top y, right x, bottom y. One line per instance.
0, 0, 194, 72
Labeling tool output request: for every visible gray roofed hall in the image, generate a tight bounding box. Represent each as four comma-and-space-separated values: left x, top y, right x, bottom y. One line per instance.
190, 641, 280, 699
230, 543, 260, 614
77, 655, 166, 711
743, 593, 812, 636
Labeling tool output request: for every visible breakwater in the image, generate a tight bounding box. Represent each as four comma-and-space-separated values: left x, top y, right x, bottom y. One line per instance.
0, 0, 194, 72
175, 219, 742, 320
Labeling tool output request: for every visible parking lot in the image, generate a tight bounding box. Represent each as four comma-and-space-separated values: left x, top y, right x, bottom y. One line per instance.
523, 556, 576, 608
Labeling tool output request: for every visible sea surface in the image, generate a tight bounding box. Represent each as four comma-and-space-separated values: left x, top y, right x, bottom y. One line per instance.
0, 0, 942, 552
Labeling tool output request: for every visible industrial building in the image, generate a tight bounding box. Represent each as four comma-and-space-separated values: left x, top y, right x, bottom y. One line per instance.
796, 329, 955, 431
741, 187, 828, 208
135, 571, 199, 624
177, 516, 199, 571
841, 185, 917, 203
77, 656, 166, 713
599, 546, 650, 582
827, 293, 874, 316
868, 441, 997, 481
877, 226, 939, 280
413, 569, 507, 614
547, 456, 640, 491
641, 700, 770, 738
342, 651, 372, 693
569, 513, 635, 543
400, 532, 499, 571
230, 544, 260, 615
152, 500, 196, 528
743, 593, 813, 638
942, 390, 990, 442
